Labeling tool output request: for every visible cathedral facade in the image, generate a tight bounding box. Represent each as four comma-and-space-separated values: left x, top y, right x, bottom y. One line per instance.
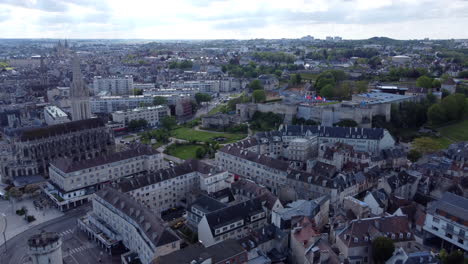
0, 118, 115, 184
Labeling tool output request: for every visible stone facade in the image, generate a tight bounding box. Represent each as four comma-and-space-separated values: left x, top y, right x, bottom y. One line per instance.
0, 118, 114, 184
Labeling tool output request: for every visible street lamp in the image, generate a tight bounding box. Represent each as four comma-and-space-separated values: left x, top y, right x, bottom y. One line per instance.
1, 213, 6, 253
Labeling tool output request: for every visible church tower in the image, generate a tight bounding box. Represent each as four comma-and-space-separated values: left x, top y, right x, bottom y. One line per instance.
70, 54, 91, 121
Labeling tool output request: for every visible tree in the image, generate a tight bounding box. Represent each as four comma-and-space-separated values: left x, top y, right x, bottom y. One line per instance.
291, 74, 302, 85
334, 119, 358, 127
9, 187, 22, 200
432, 79, 441, 89
153, 96, 167, 106
439, 249, 465, 264
195, 93, 212, 104
408, 149, 422, 162
161, 116, 177, 130
195, 147, 206, 159
24, 184, 39, 194
372, 237, 395, 263
416, 76, 434, 89
320, 84, 334, 98
132, 89, 143, 95
355, 81, 368, 93
128, 119, 148, 130
249, 80, 264, 90
413, 137, 443, 154
441, 93, 466, 121
428, 104, 447, 125
458, 71, 468, 78
252, 90, 266, 103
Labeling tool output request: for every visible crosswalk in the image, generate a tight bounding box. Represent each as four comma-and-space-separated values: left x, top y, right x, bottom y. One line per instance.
67, 245, 90, 255
58, 228, 74, 237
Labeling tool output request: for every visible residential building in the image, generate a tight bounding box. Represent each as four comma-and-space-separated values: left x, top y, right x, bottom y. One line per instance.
385, 248, 439, 264
423, 192, 468, 251
363, 189, 389, 215
44, 144, 162, 211
115, 160, 225, 215
78, 188, 181, 264
335, 215, 415, 264
154, 239, 247, 264
272, 197, 330, 230
43, 105, 70, 125
93, 75, 134, 95
111, 105, 170, 127
278, 125, 395, 153
186, 194, 227, 230
91, 95, 155, 113
198, 196, 268, 247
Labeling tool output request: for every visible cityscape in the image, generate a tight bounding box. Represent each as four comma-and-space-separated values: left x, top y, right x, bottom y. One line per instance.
0, 1, 468, 264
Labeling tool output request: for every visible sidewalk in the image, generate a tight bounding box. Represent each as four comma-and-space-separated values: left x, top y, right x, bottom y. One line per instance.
0, 198, 63, 245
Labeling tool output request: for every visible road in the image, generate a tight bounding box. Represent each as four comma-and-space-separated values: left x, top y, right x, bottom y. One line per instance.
0, 205, 119, 264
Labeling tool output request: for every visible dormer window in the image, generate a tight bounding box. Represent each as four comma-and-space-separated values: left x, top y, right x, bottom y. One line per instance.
354, 237, 358, 243
407, 232, 411, 238
399, 233, 403, 239
391, 234, 396, 239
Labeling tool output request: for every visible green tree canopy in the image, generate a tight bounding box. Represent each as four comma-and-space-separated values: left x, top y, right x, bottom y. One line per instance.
132, 89, 143, 95
416, 75, 434, 89
252, 90, 266, 103
153, 96, 168, 106
372, 237, 395, 263
195, 93, 212, 104
428, 104, 447, 125
161, 116, 177, 130
334, 119, 358, 127
320, 84, 335, 98
249, 79, 264, 90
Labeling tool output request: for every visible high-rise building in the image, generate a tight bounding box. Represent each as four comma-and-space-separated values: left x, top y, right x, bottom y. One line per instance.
70, 55, 91, 121
93, 75, 134, 95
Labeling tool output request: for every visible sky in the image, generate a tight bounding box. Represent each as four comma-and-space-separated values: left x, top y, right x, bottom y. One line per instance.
0, 0, 467, 40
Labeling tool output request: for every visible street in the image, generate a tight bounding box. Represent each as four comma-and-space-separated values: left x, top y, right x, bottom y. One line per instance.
0, 205, 119, 264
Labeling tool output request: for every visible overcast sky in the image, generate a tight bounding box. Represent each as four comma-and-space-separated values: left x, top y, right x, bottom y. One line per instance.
0, 0, 467, 40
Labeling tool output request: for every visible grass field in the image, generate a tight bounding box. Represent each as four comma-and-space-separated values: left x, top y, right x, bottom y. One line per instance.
300, 73, 318, 81
437, 119, 468, 142
172, 127, 246, 143
429, 137, 453, 150
165, 144, 201, 160
208, 104, 227, 115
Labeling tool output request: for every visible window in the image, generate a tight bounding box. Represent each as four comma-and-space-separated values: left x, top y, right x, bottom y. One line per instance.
432, 226, 439, 231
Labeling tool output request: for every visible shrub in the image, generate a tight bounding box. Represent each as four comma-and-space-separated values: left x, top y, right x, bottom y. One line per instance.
26, 215, 36, 223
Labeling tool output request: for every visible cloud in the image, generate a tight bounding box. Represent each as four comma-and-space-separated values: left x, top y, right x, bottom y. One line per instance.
0, 0, 467, 39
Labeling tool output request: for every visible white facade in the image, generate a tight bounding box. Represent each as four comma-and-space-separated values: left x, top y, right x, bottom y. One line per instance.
423, 193, 468, 251
91, 96, 155, 113
93, 75, 134, 95
44, 105, 70, 125
112, 105, 170, 127
199, 171, 233, 194
48, 149, 163, 195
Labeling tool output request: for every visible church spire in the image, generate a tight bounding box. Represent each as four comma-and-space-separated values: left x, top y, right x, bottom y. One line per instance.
70, 54, 91, 121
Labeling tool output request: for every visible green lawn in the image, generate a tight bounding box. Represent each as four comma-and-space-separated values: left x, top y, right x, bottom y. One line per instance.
165, 144, 201, 160
431, 137, 453, 149
172, 127, 246, 143
208, 104, 227, 115
300, 73, 318, 80
437, 119, 468, 142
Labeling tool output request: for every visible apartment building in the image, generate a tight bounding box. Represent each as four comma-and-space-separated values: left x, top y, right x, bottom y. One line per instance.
93, 75, 134, 95
336, 215, 415, 264
278, 125, 395, 154
78, 188, 181, 264
45, 145, 162, 211
215, 145, 290, 195
423, 192, 468, 251
90, 95, 155, 113
112, 105, 170, 127
115, 160, 225, 215
198, 197, 268, 247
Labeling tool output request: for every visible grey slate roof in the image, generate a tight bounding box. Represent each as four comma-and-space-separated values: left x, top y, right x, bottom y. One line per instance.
18, 118, 105, 141
219, 146, 290, 171
428, 192, 468, 222
155, 239, 246, 264
116, 159, 217, 193
95, 187, 180, 248
205, 197, 265, 236
189, 194, 227, 215
51, 144, 159, 173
